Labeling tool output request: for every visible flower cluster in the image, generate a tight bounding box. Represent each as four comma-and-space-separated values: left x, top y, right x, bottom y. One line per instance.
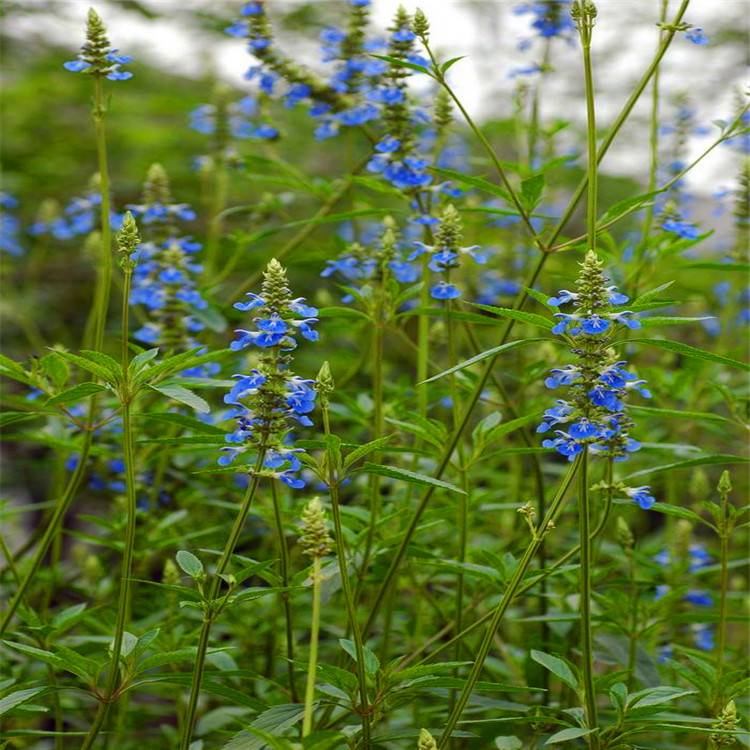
29, 176, 124, 240
514, 0, 576, 48
410, 204, 486, 300
64, 9, 133, 81
221, 259, 318, 489
538, 251, 651, 472
190, 92, 278, 143
127, 164, 208, 354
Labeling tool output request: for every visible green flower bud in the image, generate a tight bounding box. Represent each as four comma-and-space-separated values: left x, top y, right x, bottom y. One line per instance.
300, 497, 333, 559
718, 470, 733, 497
616, 516, 634, 551
418, 729, 438, 750
412, 9, 430, 41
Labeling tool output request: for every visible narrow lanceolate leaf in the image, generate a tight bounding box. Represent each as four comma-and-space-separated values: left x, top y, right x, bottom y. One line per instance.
362, 463, 466, 495
149, 383, 210, 414
520, 173, 545, 210
625, 454, 749, 480
466, 303, 554, 331
423, 338, 551, 384
430, 166, 512, 203
344, 435, 394, 470
629, 405, 739, 427
55, 351, 120, 384
0, 687, 47, 717
545, 727, 596, 745
640, 316, 714, 327
629, 338, 749, 371
45, 382, 109, 406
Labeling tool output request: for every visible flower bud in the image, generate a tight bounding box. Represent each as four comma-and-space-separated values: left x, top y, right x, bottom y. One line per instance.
412, 9, 430, 41
300, 497, 333, 559
418, 729, 438, 750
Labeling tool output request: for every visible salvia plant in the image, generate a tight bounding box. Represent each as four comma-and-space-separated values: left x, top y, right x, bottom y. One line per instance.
0, 1, 748, 749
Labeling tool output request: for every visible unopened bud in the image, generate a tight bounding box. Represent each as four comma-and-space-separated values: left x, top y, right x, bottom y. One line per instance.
418, 729, 438, 750
300, 497, 333, 559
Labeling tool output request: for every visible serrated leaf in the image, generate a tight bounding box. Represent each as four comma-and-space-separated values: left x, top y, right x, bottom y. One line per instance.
45, 382, 108, 407
520, 173, 545, 210
343, 435, 393, 470
128, 347, 159, 375
362, 463, 466, 495
339, 638, 380, 678
149, 383, 210, 414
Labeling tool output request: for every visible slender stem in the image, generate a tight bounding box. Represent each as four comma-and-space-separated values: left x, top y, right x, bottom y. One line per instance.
715, 492, 730, 708
357, 293, 385, 591
178, 453, 266, 750
545, 0, 690, 250
324, 410, 372, 747
417, 257, 431, 420
302, 556, 323, 737
577, 450, 599, 748
78, 393, 138, 750
363, 254, 547, 637
407, 480, 613, 671
625, 541, 639, 692
204, 157, 229, 278
437, 457, 581, 748
92, 76, 113, 353
270, 479, 298, 702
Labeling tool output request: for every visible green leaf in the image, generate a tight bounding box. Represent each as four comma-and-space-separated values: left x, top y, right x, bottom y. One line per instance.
430, 166, 512, 203
683, 261, 750, 273
136, 411, 227, 435
466, 303, 553, 331
520, 173, 545, 210
423, 338, 551, 383
631, 281, 675, 306
441, 55, 466, 73
640, 316, 714, 328
0, 411, 45, 428
128, 347, 159, 376
627, 686, 697, 710
495, 737, 523, 750
339, 638, 380, 678
369, 53, 433, 76
545, 727, 596, 745
648, 502, 709, 525
55, 351, 119, 384
40, 352, 70, 388
344, 436, 393, 470
598, 189, 663, 225
629, 339, 749, 372
318, 306, 371, 321
625, 455, 749, 480
45, 382, 108, 407
629, 405, 736, 426
0, 687, 47, 716
149, 383, 210, 414
530, 650, 579, 691
175, 550, 204, 578
0, 354, 32, 385
362, 463, 466, 495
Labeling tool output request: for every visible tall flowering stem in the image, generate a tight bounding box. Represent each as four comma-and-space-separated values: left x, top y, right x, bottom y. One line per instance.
180, 259, 317, 748
318, 366, 372, 747
299, 497, 333, 736
79, 214, 141, 750
573, 2, 600, 744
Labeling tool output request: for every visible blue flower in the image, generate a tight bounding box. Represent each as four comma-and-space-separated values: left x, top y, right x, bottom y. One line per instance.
625, 485, 656, 510
431, 281, 461, 300
685, 27, 708, 45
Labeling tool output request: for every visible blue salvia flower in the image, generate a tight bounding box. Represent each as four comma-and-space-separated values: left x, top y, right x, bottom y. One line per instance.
221, 259, 318, 489
685, 26, 709, 45
514, 0, 575, 49
63, 9, 133, 81
190, 93, 278, 143
409, 204, 486, 300
0, 192, 24, 257
538, 251, 651, 478
30, 176, 123, 239
127, 164, 210, 358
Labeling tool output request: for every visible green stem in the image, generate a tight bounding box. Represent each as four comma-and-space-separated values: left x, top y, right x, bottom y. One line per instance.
302, 556, 323, 737
362, 254, 547, 638
545, 0, 690, 250
178, 453, 266, 750
407, 479, 613, 671
78, 394, 138, 750
577, 450, 599, 748
92, 75, 113, 353
204, 157, 229, 278
436, 457, 582, 748
271, 479, 298, 702
715, 495, 730, 707
625, 543, 639, 692
324, 410, 372, 747
417, 255, 431, 420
